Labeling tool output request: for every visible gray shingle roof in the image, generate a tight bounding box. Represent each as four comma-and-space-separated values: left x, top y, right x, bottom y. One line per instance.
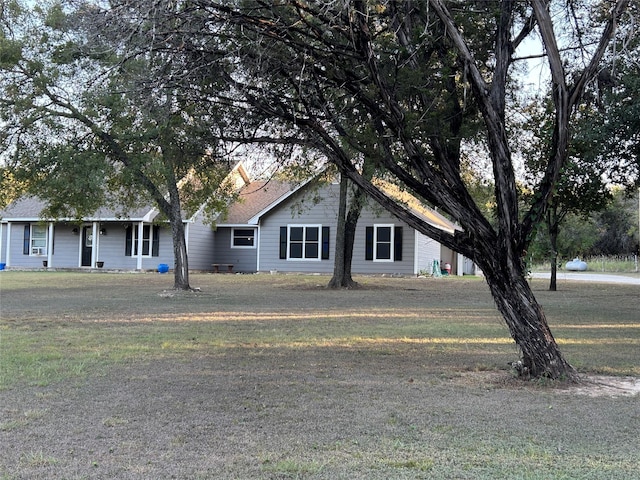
0, 196, 155, 221
220, 180, 295, 225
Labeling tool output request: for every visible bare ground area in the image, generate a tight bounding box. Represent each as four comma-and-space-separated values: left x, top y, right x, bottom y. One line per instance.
1, 273, 639, 479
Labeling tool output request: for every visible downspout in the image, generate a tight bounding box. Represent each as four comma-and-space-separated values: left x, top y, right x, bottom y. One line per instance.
0, 222, 3, 264
47, 222, 54, 268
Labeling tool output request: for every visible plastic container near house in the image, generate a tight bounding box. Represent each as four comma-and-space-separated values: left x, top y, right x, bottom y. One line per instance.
157, 263, 169, 274
0, 263, 5, 271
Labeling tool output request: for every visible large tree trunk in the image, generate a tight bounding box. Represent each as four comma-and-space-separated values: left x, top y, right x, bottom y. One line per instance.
479, 257, 576, 379
166, 170, 190, 291
328, 175, 360, 289
170, 216, 190, 290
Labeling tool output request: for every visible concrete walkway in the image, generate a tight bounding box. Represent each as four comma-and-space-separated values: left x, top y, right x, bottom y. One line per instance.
530, 272, 640, 285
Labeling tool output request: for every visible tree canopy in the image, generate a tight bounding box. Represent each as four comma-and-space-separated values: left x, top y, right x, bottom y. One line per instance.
0, 0, 235, 289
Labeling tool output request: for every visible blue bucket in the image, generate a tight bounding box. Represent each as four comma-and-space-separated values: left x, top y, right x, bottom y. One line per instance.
158, 263, 169, 274
0, 263, 5, 271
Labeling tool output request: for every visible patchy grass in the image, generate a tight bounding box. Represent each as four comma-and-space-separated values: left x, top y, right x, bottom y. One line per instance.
0, 271, 638, 479
1, 271, 637, 390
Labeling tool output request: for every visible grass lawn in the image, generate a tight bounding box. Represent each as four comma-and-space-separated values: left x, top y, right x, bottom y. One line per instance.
0, 271, 638, 479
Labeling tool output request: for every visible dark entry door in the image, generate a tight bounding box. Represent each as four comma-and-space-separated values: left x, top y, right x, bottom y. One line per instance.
81, 226, 93, 267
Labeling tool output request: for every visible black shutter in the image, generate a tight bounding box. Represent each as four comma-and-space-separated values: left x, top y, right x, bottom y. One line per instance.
152, 226, 160, 257
23, 225, 30, 255
279, 227, 287, 259
125, 225, 132, 256
394, 226, 403, 261
365, 226, 373, 260
322, 226, 330, 260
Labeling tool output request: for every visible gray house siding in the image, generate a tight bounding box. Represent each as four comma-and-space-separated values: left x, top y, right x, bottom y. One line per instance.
213, 227, 258, 273
256, 184, 418, 275
350, 210, 416, 275
0, 221, 174, 270
257, 186, 338, 274
415, 231, 442, 275
51, 224, 81, 267
4, 222, 48, 268
186, 221, 215, 271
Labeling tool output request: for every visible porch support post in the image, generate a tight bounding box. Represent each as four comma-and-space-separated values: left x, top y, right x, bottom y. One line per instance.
5, 223, 11, 267
47, 222, 54, 268
136, 221, 144, 270
0, 222, 3, 265
91, 222, 98, 268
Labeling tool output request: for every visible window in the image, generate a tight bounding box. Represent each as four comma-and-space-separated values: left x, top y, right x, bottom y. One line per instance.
365, 225, 403, 262
232, 228, 256, 248
279, 225, 330, 261
24, 224, 47, 256
125, 224, 160, 257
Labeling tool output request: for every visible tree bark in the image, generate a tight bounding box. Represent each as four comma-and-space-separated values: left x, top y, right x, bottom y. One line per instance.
328, 174, 360, 289
548, 206, 559, 292
482, 262, 575, 379
165, 158, 191, 291
170, 216, 190, 290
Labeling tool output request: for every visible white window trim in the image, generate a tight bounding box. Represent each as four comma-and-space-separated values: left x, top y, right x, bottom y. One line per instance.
30, 224, 48, 256
130, 224, 154, 258
287, 224, 322, 261
231, 227, 256, 249
373, 224, 394, 262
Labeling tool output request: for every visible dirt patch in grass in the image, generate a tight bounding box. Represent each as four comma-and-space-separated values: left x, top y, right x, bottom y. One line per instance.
563, 376, 640, 398
1, 272, 639, 479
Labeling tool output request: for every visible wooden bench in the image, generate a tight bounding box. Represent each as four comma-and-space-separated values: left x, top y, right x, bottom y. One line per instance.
212, 264, 234, 273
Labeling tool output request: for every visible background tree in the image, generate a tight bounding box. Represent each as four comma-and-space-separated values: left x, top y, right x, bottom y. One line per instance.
521, 13, 640, 287
522, 97, 611, 290
0, 1, 233, 289
588, 188, 639, 256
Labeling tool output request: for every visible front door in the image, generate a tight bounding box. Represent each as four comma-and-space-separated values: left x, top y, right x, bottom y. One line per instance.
81, 226, 93, 267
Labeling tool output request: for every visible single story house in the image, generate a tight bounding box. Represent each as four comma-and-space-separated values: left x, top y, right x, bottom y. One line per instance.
0, 198, 216, 272
0, 163, 472, 275
212, 172, 468, 276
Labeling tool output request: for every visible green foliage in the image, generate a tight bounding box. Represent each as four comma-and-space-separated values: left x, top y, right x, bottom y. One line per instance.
0, 1, 232, 222
528, 188, 639, 261
588, 189, 639, 255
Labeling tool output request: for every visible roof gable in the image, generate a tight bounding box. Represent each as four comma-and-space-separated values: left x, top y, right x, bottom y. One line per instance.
220, 179, 298, 225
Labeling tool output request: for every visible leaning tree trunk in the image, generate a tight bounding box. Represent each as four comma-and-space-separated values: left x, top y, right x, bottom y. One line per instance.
480, 258, 576, 379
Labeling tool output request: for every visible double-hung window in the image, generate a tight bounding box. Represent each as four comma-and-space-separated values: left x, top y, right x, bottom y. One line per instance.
25, 224, 47, 256
232, 228, 256, 248
365, 224, 403, 262
288, 225, 320, 260
125, 224, 160, 257
279, 225, 330, 261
